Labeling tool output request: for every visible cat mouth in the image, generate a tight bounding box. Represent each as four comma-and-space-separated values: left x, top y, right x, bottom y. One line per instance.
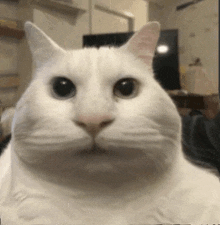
75, 144, 109, 157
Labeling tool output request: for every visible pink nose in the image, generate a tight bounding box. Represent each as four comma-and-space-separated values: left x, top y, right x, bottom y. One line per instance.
74, 115, 114, 136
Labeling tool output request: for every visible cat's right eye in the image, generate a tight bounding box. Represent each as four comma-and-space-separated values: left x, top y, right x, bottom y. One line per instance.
114, 78, 139, 99
52, 77, 76, 99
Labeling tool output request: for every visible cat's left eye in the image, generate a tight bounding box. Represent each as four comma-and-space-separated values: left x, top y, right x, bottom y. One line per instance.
114, 78, 139, 99
52, 77, 76, 99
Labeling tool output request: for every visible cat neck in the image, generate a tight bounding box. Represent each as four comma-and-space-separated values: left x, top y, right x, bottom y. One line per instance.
10, 143, 184, 207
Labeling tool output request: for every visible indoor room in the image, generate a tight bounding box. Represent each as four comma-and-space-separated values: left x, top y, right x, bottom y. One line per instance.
0, 0, 219, 224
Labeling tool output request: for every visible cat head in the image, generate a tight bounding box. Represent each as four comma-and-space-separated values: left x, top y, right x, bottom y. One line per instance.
12, 22, 181, 185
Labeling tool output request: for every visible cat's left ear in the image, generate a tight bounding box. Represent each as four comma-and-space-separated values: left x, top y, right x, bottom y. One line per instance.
121, 22, 160, 65
24, 21, 64, 68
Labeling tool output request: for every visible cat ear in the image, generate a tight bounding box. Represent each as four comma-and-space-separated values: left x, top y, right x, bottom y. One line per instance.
24, 21, 64, 68
121, 22, 160, 65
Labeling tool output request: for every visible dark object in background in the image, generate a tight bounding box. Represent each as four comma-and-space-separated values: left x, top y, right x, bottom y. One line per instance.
189, 109, 203, 116
0, 134, 11, 155
83, 31, 133, 49
182, 120, 220, 177
169, 93, 219, 110
183, 143, 220, 176
83, 29, 180, 91
176, 0, 204, 11
189, 57, 202, 67
170, 94, 206, 109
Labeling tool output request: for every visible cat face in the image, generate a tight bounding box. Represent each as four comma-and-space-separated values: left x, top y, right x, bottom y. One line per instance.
12, 22, 181, 184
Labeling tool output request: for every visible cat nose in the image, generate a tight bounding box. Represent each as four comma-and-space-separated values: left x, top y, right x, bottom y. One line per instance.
74, 115, 114, 136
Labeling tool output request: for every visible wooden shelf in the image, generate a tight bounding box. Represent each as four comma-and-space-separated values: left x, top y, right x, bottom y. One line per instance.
169, 93, 219, 110
33, 0, 88, 14
0, 25, 25, 39
0, 74, 20, 89
170, 94, 206, 109
1, 0, 19, 2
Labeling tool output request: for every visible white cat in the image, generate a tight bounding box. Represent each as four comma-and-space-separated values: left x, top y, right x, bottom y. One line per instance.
0, 21, 220, 224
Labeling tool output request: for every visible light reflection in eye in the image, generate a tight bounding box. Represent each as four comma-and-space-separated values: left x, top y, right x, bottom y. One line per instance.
157, 45, 169, 54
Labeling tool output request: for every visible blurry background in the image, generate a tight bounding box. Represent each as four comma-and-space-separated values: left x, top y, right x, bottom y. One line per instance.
0, 0, 218, 111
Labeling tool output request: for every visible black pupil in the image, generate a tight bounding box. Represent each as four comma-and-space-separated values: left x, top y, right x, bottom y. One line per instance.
116, 79, 134, 96
53, 77, 75, 97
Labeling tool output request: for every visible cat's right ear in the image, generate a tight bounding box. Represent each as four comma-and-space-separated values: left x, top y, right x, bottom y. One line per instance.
120, 22, 160, 66
24, 21, 64, 68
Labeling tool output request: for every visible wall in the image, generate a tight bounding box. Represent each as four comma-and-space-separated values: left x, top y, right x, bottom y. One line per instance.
94, 0, 148, 32
0, 1, 19, 107
148, 1, 164, 23
149, 0, 219, 93
17, 0, 34, 101
33, 2, 89, 49
33, 0, 148, 48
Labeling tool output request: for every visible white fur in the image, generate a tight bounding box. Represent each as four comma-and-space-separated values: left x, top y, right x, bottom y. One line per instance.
0, 107, 15, 137
0, 21, 220, 224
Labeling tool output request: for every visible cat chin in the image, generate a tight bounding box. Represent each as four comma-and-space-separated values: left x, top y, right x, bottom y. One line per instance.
73, 142, 173, 176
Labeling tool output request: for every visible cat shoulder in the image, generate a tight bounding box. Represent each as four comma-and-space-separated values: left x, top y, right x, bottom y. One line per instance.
0, 142, 11, 188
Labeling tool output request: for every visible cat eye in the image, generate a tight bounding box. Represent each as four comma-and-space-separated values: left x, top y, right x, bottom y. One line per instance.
114, 78, 138, 99
52, 77, 76, 99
